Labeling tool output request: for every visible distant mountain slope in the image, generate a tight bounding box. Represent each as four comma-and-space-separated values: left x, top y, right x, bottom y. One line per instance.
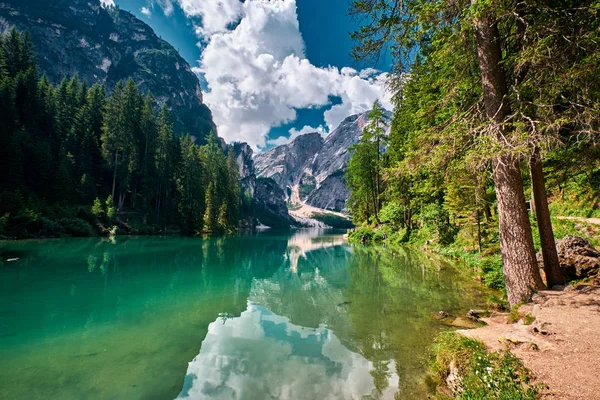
0, 0, 215, 139
254, 111, 391, 212
254, 132, 325, 197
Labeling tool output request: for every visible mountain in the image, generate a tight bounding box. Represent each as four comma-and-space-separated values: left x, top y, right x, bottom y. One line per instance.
254, 132, 325, 197
0, 0, 215, 139
254, 111, 391, 213
232, 143, 294, 229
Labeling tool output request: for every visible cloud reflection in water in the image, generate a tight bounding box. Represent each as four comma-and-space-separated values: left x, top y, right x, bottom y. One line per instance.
176, 302, 398, 399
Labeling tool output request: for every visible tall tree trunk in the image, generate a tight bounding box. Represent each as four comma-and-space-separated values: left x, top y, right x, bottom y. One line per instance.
474, 10, 544, 306
118, 192, 125, 211
476, 210, 482, 253
404, 208, 413, 241
111, 150, 119, 201
371, 182, 380, 224
376, 132, 381, 212
531, 146, 564, 286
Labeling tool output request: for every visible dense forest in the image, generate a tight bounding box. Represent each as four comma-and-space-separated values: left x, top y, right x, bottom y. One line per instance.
0, 29, 247, 238
347, 0, 600, 306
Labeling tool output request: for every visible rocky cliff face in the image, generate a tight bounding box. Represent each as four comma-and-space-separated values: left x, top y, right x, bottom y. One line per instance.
231, 142, 256, 196
231, 143, 293, 228
0, 0, 215, 139
254, 132, 324, 194
254, 178, 293, 228
254, 111, 390, 212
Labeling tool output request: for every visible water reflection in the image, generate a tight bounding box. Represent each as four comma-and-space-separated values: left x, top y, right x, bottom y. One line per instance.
284, 229, 348, 272
0, 231, 488, 400
177, 302, 398, 400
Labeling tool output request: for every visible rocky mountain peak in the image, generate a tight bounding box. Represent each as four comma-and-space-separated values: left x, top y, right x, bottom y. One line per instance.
254, 131, 324, 192
254, 110, 391, 212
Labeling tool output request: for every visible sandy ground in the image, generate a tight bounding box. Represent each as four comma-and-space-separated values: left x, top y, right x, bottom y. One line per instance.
459, 285, 600, 400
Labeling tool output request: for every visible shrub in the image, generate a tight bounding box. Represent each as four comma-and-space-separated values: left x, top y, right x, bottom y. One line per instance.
480, 254, 505, 291
421, 203, 459, 245
58, 217, 95, 237
431, 332, 540, 400
379, 202, 405, 227
6, 210, 65, 238
348, 227, 377, 243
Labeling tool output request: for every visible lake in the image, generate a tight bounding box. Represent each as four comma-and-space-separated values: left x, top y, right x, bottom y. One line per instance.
0, 230, 487, 399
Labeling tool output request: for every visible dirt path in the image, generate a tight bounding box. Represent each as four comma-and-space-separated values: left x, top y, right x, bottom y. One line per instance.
459, 285, 600, 399
556, 216, 600, 225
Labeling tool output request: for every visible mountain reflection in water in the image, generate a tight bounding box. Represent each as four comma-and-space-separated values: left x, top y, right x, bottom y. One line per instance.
0, 230, 487, 400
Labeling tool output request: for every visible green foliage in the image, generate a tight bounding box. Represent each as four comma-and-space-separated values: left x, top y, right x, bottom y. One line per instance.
105, 196, 115, 220
298, 175, 317, 199
0, 30, 242, 238
431, 332, 540, 400
346, 100, 388, 225
378, 202, 403, 227
58, 217, 94, 237
421, 203, 458, 246
91, 197, 104, 217
479, 255, 504, 291
349, 0, 600, 307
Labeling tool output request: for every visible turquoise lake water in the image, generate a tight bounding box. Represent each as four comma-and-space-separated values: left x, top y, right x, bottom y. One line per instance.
0, 231, 486, 399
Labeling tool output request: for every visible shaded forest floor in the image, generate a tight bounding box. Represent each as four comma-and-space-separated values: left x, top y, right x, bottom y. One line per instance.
459, 285, 600, 400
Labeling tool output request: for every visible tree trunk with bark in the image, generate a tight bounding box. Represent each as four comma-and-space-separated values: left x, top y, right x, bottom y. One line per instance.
530, 146, 564, 286
111, 150, 119, 201
474, 9, 544, 306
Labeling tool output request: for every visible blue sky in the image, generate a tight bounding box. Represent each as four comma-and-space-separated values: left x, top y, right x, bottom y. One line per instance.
110, 0, 392, 149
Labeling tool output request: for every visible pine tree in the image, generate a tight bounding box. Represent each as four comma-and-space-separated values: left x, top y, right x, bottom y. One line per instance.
346, 102, 385, 225
101, 80, 137, 210
1, 28, 22, 78
154, 105, 176, 222
139, 92, 158, 213
176, 135, 204, 234
349, 0, 561, 304
0, 29, 246, 237
225, 145, 241, 230
204, 181, 218, 232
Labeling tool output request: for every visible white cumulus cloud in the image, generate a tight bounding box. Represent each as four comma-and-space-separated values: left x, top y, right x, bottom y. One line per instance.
140, 6, 152, 17
172, 0, 392, 149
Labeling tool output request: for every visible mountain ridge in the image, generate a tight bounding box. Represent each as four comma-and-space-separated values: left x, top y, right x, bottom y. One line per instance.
0, 0, 215, 139
254, 110, 391, 213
